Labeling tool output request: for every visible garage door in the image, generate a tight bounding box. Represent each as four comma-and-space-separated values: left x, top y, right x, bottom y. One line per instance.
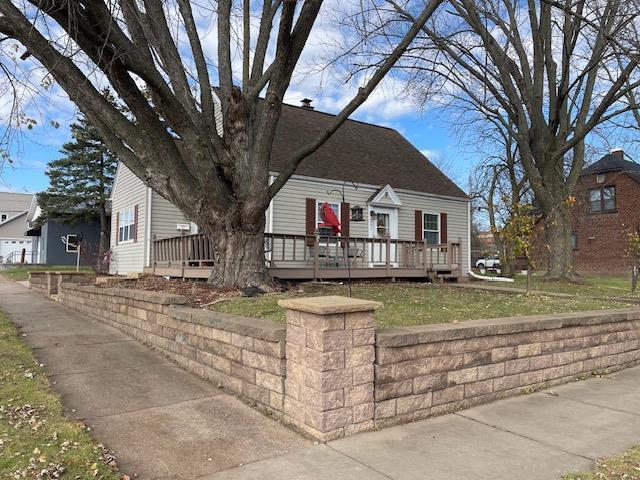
0, 239, 32, 263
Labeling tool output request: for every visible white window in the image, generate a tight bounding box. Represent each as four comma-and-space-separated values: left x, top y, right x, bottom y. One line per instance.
118, 208, 136, 243
316, 201, 340, 236
66, 235, 78, 252
423, 213, 440, 245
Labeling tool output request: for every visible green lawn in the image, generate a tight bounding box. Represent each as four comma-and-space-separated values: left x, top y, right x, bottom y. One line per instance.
563, 445, 640, 479
0, 265, 94, 281
494, 273, 638, 298
211, 282, 634, 328
0, 311, 120, 479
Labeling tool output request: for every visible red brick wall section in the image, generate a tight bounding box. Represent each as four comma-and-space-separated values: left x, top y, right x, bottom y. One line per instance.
533, 170, 640, 273
57, 283, 286, 415
374, 309, 640, 428
572, 171, 640, 272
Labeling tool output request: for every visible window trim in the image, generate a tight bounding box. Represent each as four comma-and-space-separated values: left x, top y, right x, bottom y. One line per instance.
118, 208, 136, 244
588, 186, 617, 214
65, 234, 79, 253
423, 212, 441, 245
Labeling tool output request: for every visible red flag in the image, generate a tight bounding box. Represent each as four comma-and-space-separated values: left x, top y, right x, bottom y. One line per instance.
320, 202, 341, 235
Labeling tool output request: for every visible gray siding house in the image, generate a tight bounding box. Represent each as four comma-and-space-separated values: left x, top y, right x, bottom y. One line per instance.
0, 192, 34, 263
109, 102, 471, 280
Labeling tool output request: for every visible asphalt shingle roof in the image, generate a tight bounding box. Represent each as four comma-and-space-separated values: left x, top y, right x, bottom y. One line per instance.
268, 103, 468, 199
582, 152, 640, 176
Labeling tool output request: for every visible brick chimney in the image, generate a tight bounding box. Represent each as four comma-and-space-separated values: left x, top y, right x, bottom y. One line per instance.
300, 98, 314, 110
610, 148, 624, 158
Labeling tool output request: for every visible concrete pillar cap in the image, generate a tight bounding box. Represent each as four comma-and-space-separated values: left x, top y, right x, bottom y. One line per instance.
278, 295, 382, 315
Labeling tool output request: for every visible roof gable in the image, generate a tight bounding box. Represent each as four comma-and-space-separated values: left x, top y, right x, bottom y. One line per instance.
367, 184, 402, 206
0, 211, 28, 234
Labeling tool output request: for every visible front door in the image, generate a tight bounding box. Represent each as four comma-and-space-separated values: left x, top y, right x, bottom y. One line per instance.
368, 206, 398, 266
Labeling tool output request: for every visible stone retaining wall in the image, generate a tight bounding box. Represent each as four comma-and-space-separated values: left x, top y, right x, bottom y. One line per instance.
28, 271, 96, 296
58, 283, 286, 415
28, 272, 48, 294
374, 309, 640, 427
36, 277, 640, 441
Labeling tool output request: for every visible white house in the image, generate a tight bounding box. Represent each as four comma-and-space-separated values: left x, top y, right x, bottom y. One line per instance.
0, 192, 35, 263
109, 101, 471, 281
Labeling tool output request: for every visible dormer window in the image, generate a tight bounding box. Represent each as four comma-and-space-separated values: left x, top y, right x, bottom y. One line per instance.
589, 186, 616, 213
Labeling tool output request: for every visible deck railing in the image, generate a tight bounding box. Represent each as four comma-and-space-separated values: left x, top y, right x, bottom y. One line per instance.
152, 232, 460, 273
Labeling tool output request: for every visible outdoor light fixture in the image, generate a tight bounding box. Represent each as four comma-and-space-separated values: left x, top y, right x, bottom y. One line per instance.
350, 205, 364, 222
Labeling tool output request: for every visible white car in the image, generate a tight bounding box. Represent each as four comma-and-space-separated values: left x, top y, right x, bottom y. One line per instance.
476, 256, 501, 270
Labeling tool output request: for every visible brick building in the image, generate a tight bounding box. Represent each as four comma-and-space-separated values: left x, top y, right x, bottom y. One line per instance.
562, 149, 640, 272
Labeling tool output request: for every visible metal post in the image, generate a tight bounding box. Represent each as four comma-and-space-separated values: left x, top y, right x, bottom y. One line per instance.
76, 243, 81, 272
180, 232, 186, 279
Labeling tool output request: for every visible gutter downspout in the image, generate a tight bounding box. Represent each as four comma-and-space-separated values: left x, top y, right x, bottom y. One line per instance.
468, 269, 514, 283
468, 202, 514, 283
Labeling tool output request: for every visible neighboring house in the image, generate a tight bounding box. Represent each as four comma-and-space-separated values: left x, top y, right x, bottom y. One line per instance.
0, 192, 34, 263
25, 199, 104, 266
109, 100, 471, 279
533, 149, 640, 273
572, 149, 640, 272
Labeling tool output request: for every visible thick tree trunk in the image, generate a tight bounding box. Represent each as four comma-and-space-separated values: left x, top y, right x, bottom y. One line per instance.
495, 235, 515, 278
199, 213, 268, 288
542, 203, 579, 282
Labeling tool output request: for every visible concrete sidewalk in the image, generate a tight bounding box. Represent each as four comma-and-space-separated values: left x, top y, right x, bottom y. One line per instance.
209, 368, 640, 480
0, 279, 309, 479
4, 279, 640, 479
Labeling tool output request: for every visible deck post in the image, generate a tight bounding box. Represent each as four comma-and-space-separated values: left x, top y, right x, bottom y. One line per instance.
422, 242, 428, 276
447, 241, 452, 270
385, 236, 391, 277
313, 233, 320, 281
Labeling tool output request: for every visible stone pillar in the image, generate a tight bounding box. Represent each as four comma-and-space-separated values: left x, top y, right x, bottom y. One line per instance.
278, 295, 381, 441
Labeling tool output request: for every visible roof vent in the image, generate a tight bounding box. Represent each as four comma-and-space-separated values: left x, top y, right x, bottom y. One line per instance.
300, 98, 314, 110
610, 148, 624, 158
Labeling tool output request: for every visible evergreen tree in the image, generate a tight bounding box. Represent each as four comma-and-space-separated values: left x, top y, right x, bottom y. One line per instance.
37, 116, 117, 253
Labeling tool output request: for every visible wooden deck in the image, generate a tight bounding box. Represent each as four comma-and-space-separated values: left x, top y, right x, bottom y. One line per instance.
145, 233, 462, 281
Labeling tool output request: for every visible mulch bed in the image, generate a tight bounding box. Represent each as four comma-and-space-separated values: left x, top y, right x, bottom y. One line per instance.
98, 276, 382, 308
97, 276, 243, 308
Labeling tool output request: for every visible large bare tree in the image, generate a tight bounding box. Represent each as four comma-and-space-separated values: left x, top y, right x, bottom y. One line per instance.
471, 119, 529, 277
0, 0, 443, 287
381, 0, 640, 281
